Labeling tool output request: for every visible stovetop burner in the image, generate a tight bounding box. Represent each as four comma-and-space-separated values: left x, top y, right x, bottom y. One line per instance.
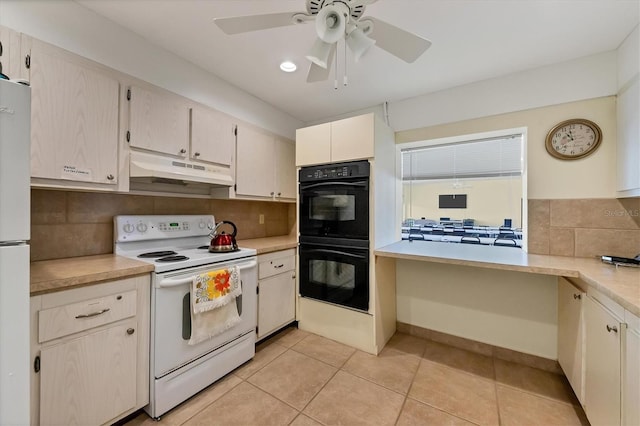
138, 250, 178, 258
197, 245, 209, 250
156, 255, 189, 262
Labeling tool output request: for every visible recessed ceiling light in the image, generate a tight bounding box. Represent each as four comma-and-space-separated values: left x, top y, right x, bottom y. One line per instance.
279, 61, 297, 73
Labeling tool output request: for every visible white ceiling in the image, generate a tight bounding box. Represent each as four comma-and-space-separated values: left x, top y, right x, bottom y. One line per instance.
76, 0, 639, 123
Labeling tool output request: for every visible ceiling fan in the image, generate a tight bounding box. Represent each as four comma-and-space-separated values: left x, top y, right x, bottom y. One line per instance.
214, 0, 432, 83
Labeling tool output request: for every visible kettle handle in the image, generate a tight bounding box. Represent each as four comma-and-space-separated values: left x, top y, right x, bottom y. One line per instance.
214, 221, 237, 238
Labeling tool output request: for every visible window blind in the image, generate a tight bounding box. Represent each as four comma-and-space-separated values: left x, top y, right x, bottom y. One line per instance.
402, 135, 523, 181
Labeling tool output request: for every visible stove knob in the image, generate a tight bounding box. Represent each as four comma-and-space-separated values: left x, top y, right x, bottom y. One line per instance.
136, 223, 148, 233
198, 221, 206, 229
123, 223, 134, 234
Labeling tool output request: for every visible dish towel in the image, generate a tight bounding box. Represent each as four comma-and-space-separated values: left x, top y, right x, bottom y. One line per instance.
188, 266, 242, 345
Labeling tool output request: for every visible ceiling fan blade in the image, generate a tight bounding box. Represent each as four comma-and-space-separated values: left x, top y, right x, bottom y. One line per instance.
306, 45, 336, 82
214, 12, 304, 35
361, 17, 432, 63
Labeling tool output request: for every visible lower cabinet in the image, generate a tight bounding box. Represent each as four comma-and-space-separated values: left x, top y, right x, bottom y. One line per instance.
624, 311, 640, 426
257, 249, 296, 341
557, 277, 586, 404
585, 294, 624, 426
30, 275, 150, 426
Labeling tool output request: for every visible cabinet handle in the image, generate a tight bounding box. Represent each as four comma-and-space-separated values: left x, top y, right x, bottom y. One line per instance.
270, 192, 274, 196
179, 148, 187, 154
127, 328, 135, 335
0, 41, 3, 57
106, 174, 114, 181
75, 308, 110, 319
606, 325, 618, 333
277, 192, 282, 196
573, 294, 582, 300
194, 152, 200, 157
274, 264, 285, 269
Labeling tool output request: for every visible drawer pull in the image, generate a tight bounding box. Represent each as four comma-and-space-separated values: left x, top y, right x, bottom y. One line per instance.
75, 308, 110, 319
606, 325, 618, 333
127, 328, 135, 335
573, 294, 582, 300
274, 264, 285, 269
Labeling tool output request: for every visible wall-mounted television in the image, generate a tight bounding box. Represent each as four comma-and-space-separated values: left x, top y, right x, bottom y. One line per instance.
439, 194, 467, 209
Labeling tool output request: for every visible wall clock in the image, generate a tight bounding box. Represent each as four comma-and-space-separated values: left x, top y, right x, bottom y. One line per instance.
545, 118, 602, 160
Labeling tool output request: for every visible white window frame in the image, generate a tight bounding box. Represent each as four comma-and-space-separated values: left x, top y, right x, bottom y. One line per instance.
395, 127, 528, 252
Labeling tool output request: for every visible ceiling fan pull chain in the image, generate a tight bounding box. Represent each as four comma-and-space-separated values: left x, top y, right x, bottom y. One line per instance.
334, 42, 339, 90
344, 40, 348, 86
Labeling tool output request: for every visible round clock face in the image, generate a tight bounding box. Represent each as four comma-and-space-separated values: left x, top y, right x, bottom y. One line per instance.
545, 119, 602, 160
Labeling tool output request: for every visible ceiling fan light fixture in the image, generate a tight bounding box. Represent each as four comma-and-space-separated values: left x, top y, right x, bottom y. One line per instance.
279, 61, 297, 72
306, 38, 333, 68
346, 27, 376, 62
315, 2, 349, 43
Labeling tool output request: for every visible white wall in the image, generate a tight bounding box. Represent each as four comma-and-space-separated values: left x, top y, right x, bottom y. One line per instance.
0, 0, 303, 139
388, 51, 617, 132
396, 260, 558, 359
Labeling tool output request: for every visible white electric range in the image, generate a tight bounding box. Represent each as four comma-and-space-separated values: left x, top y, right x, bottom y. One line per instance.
114, 215, 257, 419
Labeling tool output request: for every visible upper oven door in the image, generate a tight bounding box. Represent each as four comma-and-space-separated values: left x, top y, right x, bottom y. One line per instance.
152, 257, 257, 379
299, 178, 369, 240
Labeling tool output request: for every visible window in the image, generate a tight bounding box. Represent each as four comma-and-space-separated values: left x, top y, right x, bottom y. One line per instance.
399, 128, 527, 250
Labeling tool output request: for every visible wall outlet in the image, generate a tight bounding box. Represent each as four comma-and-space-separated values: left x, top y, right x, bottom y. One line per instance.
259, 214, 265, 225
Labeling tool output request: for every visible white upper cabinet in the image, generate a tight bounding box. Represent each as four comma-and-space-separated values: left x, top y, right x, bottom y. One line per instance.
190, 106, 235, 166
234, 124, 296, 201
128, 85, 190, 157
296, 113, 376, 166
26, 38, 120, 186
616, 25, 640, 197
0, 25, 24, 79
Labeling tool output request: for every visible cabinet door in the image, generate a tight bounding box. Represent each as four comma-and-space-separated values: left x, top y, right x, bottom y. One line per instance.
236, 125, 275, 198
40, 320, 137, 426
275, 138, 296, 199
29, 40, 119, 184
625, 326, 640, 426
557, 278, 585, 404
331, 114, 374, 162
585, 296, 621, 426
258, 272, 296, 339
295, 122, 330, 166
190, 106, 235, 166
128, 85, 189, 157
616, 78, 640, 194
0, 25, 22, 79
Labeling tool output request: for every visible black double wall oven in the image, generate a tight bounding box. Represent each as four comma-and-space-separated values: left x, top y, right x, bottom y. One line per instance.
298, 160, 370, 312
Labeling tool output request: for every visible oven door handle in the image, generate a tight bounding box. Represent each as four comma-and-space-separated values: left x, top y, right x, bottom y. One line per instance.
300, 180, 368, 190
305, 248, 368, 260
158, 259, 257, 288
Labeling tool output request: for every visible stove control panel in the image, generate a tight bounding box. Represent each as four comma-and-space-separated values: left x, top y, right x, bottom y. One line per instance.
114, 215, 215, 242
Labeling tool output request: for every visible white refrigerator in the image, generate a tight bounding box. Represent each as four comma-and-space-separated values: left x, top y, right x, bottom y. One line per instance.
0, 78, 31, 425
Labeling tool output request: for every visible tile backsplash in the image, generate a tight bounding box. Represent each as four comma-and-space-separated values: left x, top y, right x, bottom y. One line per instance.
528, 198, 640, 258
30, 189, 295, 262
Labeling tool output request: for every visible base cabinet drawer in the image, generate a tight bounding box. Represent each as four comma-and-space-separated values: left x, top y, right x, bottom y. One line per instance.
258, 251, 295, 280
40, 319, 138, 426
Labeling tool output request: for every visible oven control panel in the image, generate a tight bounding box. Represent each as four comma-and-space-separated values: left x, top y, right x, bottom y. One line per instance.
299, 160, 370, 182
114, 215, 215, 242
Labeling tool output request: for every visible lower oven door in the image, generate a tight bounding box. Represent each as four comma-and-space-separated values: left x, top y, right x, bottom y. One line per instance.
152, 257, 257, 378
299, 243, 369, 312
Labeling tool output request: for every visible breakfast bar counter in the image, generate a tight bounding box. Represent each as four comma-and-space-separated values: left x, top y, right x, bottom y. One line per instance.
375, 240, 640, 317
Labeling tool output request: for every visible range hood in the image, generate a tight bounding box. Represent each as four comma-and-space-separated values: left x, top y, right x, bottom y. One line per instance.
129, 151, 234, 187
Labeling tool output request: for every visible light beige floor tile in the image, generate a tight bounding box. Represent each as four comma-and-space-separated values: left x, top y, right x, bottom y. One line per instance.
268, 327, 310, 348
384, 332, 428, 358
497, 385, 589, 426
248, 349, 337, 410
149, 374, 242, 425
291, 334, 356, 368
422, 340, 495, 380
396, 398, 476, 426
494, 359, 578, 405
303, 371, 405, 426
183, 382, 298, 426
234, 341, 287, 379
289, 414, 323, 426
409, 359, 499, 425
342, 347, 420, 394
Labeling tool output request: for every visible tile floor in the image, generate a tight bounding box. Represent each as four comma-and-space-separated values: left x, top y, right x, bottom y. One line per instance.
124, 327, 589, 426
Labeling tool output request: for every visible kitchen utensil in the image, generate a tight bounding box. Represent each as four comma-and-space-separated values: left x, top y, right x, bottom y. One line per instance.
209, 221, 238, 252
